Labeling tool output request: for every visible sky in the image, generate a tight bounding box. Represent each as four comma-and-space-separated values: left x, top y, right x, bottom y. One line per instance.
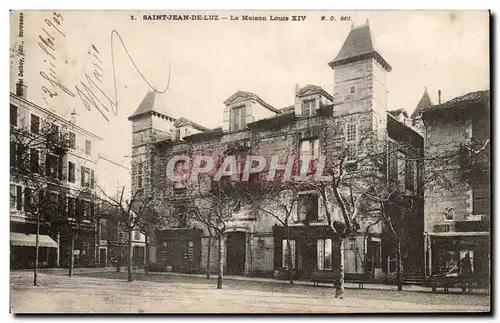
9, 10, 490, 163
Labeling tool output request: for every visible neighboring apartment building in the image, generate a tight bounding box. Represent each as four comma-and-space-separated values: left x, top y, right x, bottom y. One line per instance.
420, 90, 490, 282
10, 91, 102, 269
9, 91, 142, 269
129, 22, 424, 280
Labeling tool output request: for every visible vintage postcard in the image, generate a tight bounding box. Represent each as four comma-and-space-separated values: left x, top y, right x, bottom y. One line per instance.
9, 10, 490, 314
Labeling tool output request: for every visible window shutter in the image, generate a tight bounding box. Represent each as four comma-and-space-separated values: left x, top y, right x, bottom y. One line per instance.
222, 107, 230, 132
24, 187, 31, 212
58, 156, 64, 180
472, 180, 490, 215
318, 194, 325, 222
91, 170, 95, 189
16, 186, 22, 211
10, 141, 16, 168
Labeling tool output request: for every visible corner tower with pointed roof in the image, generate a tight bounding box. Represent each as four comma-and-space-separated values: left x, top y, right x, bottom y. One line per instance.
128, 90, 176, 195
329, 20, 391, 126
411, 87, 433, 132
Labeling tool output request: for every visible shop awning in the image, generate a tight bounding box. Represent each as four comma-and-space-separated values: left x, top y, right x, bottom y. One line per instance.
10, 233, 58, 248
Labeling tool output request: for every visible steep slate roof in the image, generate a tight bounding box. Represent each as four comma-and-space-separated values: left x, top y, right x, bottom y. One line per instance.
411, 87, 433, 118
174, 117, 209, 131
422, 90, 490, 115
328, 23, 392, 72
128, 91, 175, 120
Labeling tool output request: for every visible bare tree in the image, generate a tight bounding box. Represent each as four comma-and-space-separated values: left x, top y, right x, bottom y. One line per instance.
234, 179, 300, 284
98, 185, 164, 282
135, 190, 171, 275
181, 178, 240, 289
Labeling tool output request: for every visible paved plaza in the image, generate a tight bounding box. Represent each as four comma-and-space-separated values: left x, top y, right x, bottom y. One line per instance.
10, 270, 490, 313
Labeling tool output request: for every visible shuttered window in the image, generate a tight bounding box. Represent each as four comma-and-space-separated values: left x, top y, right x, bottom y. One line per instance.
472, 179, 490, 215
231, 105, 246, 131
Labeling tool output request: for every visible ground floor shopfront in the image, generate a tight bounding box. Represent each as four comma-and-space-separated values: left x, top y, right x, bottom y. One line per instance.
153, 225, 386, 280
10, 221, 58, 269
425, 231, 490, 282
273, 225, 384, 280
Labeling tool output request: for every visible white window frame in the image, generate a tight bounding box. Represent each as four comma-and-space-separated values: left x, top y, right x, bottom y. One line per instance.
300, 138, 320, 160
231, 105, 246, 131
345, 122, 358, 161
317, 238, 333, 271
301, 99, 316, 117
82, 166, 91, 188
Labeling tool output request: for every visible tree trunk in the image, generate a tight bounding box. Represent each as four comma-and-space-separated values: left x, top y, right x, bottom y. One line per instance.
286, 228, 293, 284
34, 215, 40, 286
217, 235, 223, 289
116, 234, 121, 273
56, 231, 60, 268
396, 237, 402, 291
69, 233, 75, 277
334, 238, 345, 299
144, 232, 149, 275
206, 232, 212, 279
128, 228, 133, 282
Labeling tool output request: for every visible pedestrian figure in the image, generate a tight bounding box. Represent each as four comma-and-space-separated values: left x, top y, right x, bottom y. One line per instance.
461, 252, 472, 277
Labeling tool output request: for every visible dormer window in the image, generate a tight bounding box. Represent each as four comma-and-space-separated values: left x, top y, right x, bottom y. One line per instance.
231, 105, 246, 131
301, 99, 316, 117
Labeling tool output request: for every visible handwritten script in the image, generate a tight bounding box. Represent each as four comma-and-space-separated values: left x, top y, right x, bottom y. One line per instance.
38, 12, 171, 122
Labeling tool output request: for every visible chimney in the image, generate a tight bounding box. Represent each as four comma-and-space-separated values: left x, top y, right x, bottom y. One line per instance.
15, 80, 27, 99
295, 83, 300, 96
366, 18, 369, 25
438, 90, 442, 104
70, 109, 77, 124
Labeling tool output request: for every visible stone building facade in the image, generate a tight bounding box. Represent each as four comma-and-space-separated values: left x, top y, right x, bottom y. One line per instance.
129, 22, 424, 280
10, 91, 102, 269
420, 90, 490, 282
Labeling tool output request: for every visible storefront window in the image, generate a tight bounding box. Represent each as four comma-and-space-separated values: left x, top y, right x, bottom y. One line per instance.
317, 239, 333, 270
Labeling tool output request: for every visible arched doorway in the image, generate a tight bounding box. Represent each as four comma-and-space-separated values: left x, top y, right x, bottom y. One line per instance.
226, 232, 246, 275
